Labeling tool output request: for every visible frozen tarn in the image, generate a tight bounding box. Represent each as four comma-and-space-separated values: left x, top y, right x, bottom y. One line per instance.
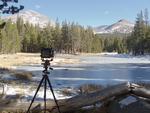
80, 53, 150, 64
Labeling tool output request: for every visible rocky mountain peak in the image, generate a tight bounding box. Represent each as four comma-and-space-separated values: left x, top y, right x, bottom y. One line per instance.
118, 19, 130, 23
4, 10, 55, 28
94, 19, 134, 34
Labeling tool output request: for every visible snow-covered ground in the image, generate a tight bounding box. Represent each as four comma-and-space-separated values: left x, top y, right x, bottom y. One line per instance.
0, 84, 72, 101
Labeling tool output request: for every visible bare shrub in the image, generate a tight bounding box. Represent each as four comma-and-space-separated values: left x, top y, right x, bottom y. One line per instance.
61, 88, 76, 96
0, 67, 11, 74
78, 84, 104, 94
12, 72, 32, 81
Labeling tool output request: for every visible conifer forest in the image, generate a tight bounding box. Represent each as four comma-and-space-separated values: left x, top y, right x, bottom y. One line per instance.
0, 10, 150, 55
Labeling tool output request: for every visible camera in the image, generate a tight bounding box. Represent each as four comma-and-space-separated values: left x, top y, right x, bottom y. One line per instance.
41, 48, 54, 59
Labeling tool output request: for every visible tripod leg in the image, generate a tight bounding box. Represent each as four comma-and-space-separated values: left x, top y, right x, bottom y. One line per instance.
44, 77, 47, 113
46, 76, 61, 113
26, 76, 45, 113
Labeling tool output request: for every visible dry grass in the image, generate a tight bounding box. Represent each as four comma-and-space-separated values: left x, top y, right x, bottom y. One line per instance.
11, 72, 33, 81
0, 53, 41, 68
0, 67, 10, 73
61, 89, 74, 96
78, 84, 104, 94
0, 53, 80, 69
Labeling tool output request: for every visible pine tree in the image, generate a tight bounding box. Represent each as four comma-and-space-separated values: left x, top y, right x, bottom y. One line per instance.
128, 11, 146, 55
92, 35, 102, 53
61, 21, 70, 53
144, 8, 149, 27
53, 20, 62, 53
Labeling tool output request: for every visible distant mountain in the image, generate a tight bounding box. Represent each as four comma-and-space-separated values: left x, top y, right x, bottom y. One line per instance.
94, 19, 134, 34
4, 10, 55, 28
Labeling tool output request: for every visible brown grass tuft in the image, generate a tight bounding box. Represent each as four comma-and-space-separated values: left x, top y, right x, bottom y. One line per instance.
12, 72, 33, 81
78, 84, 104, 94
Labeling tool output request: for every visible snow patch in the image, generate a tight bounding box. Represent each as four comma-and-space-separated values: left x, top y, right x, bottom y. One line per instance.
119, 96, 137, 108
1, 84, 71, 100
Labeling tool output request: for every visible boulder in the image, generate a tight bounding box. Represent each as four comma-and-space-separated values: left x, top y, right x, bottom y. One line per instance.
108, 96, 150, 113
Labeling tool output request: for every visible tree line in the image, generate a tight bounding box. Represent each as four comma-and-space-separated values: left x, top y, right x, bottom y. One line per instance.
0, 18, 126, 54
0, 9, 150, 55
127, 9, 150, 55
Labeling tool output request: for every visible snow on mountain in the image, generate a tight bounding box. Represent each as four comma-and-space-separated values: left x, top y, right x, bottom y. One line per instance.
94, 19, 134, 34
93, 25, 109, 33
4, 10, 55, 28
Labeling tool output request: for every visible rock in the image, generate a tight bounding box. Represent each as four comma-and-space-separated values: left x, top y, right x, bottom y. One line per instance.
108, 96, 150, 113
107, 100, 122, 113
118, 96, 137, 107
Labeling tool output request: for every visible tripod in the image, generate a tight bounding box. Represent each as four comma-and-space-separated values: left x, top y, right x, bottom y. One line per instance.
26, 59, 61, 113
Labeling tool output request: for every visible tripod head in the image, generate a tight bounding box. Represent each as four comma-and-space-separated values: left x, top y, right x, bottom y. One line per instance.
41, 48, 54, 74
41, 58, 53, 74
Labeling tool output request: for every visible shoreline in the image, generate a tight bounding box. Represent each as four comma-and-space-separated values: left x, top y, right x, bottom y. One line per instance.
0, 52, 150, 70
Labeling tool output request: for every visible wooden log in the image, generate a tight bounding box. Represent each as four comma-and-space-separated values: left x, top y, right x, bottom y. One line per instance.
1, 82, 150, 113
0, 83, 130, 112
132, 87, 150, 99
51, 83, 131, 113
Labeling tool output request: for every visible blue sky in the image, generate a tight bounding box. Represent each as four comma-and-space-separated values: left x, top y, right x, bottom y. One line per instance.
19, 0, 150, 26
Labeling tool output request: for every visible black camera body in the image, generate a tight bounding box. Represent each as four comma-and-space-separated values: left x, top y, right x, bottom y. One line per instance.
41, 48, 54, 59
